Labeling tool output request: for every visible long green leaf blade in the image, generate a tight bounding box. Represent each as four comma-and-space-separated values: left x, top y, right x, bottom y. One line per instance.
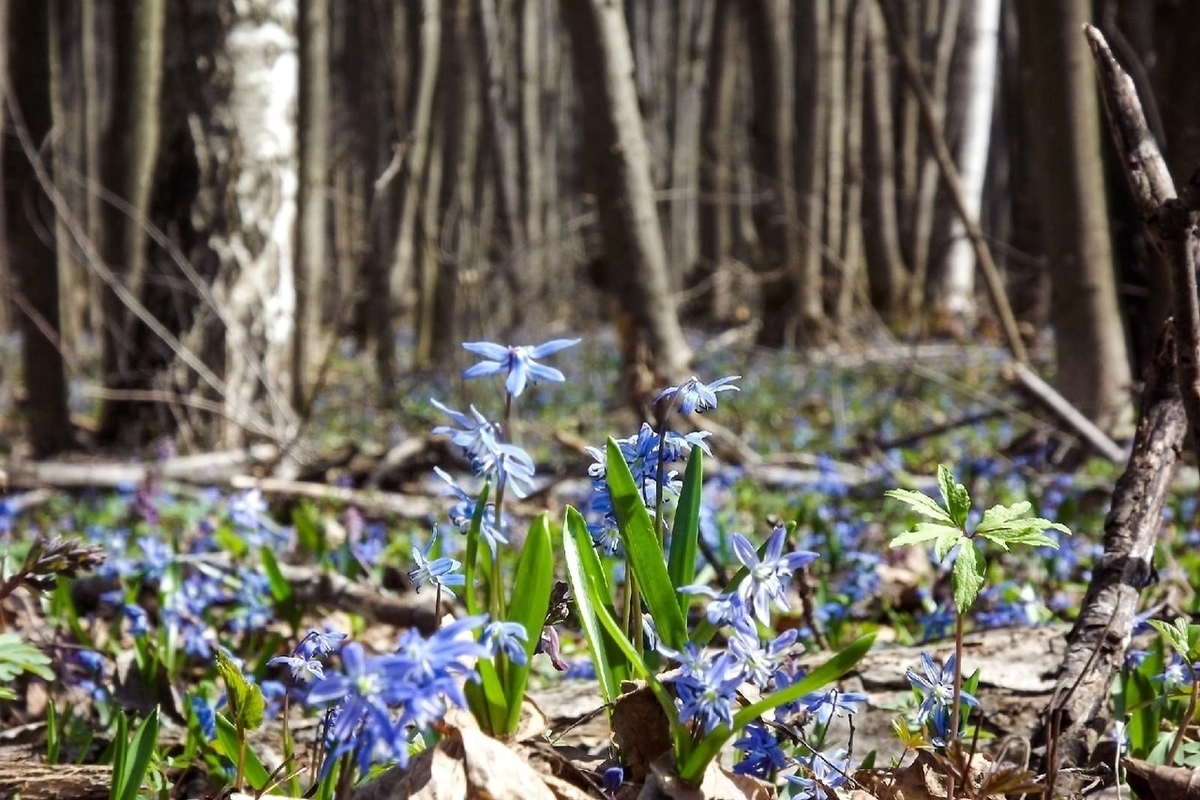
463, 482, 492, 618
667, 448, 704, 615
563, 507, 622, 706
215, 713, 272, 790
502, 514, 555, 733
117, 707, 160, 800
605, 438, 689, 652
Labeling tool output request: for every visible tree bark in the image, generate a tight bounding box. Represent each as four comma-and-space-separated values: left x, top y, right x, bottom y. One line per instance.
293, 0, 330, 409
699, 0, 738, 322
96, 0, 166, 444
4, 0, 74, 456
938, 0, 1000, 321
1016, 0, 1134, 437
186, 0, 301, 447
834, 0, 866, 325
560, 0, 691, 384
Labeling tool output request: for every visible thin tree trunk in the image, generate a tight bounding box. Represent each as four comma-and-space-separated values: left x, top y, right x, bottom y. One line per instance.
835, 0, 867, 325
1015, 0, 1133, 436
293, 0, 330, 409
4, 0, 74, 456
668, 0, 714, 286
825, 0, 848, 285
862, 0, 909, 318
700, 0, 737, 322
939, 0, 1001, 320
518, 0, 543, 299
560, 0, 691, 385
793, 0, 829, 345
96, 0, 165, 443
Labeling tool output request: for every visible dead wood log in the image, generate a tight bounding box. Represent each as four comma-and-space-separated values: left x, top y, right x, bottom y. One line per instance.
228, 475, 436, 519
1040, 324, 1186, 776
1007, 362, 1127, 463
1, 445, 278, 490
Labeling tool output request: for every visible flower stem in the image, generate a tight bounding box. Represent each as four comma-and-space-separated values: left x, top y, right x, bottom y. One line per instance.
1167, 666, 1200, 764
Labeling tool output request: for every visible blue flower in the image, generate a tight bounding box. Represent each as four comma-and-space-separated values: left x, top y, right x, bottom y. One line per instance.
408, 528, 466, 597
732, 526, 819, 625
431, 399, 498, 468
483, 621, 529, 666
785, 748, 851, 800
297, 628, 347, 660
800, 687, 869, 726
269, 654, 326, 683
230, 488, 268, 531
462, 338, 580, 397
190, 695, 217, 740
655, 375, 740, 414
733, 723, 788, 778
906, 652, 978, 723
433, 467, 506, 554
670, 652, 743, 734
729, 628, 797, 689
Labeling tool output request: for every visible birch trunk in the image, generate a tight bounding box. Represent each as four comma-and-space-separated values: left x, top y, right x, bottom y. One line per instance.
939, 0, 1000, 320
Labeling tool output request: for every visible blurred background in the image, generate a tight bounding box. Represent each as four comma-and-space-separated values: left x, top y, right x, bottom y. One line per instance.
0, 0, 1196, 458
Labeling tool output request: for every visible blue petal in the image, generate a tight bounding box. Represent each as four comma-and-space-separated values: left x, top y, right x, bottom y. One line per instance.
462, 341, 511, 360
463, 362, 506, 379
528, 338, 580, 358
526, 363, 566, 384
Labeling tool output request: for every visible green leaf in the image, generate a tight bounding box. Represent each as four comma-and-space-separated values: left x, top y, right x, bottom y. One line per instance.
934, 527, 964, 562
462, 482, 492, 618
884, 488, 954, 524
214, 649, 265, 732
668, 448, 704, 615
502, 514, 555, 734
605, 438, 689, 652
937, 465, 971, 529
975, 502, 1032, 531
114, 707, 160, 800
952, 543, 986, 613
1149, 618, 1192, 662
0, 632, 54, 683
890, 522, 961, 549
465, 656, 508, 735
291, 501, 325, 558
214, 713, 272, 790
259, 546, 292, 604
678, 633, 875, 783
563, 507, 624, 707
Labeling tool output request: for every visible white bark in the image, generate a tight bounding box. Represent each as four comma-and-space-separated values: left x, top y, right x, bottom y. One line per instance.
208, 0, 300, 445
941, 0, 1001, 319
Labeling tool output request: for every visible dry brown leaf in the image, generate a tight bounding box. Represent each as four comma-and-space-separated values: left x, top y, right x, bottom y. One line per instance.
1123, 757, 1200, 800
636, 753, 773, 800
611, 681, 673, 782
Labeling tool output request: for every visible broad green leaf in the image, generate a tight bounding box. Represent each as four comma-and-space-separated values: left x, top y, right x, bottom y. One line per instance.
884, 488, 954, 524
937, 465, 972, 529
214, 713, 272, 790
214, 649, 264, 732
952, 543, 985, 612
563, 507, 623, 707
668, 448, 704, 615
605, 438, 689, 653
115, 707, 160, 800
890, 522, 961, 549
975, 502, 1033, 532
465, 656, 508, 735
259, 547, 292, 603
934, 528, 964, 561
1149, 618, 1191, 662
678, 632, 875, 783
0, 632, 53, 682
291, 502, 324, 557
108, 712, 129, 800
462, 482, 492, 618
502, 514, 555, 733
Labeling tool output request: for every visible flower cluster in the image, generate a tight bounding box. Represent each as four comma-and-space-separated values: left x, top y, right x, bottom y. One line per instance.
905, 652, 979, 746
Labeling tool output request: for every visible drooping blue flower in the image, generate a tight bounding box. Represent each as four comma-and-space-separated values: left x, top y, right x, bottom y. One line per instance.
730, 628, 799, 689
800, 687, 869, 726
733, 722, 789, 778
655, 375, 741, 414
732, 526, 819, 625
433, 467, 506, 554
431, 399, 499, 469
408, 528, 466, 598
906, 652, 979, 723
602, 766, 625, 793
269, 654, 326, 683
190, 695, 217, 740
678, 583, 752, 633
462, 338, 580, 397
297, 628, 348, 660
482, 621, 529, 666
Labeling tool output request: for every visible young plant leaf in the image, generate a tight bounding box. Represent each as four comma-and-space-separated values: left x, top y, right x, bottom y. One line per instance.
501, 514, 555, 733
937, 465, 972, 529
214, 649, 264, 732
259, 546, 292, 604
605, 438, 689, 652
113, 707, 160, 800
884, 487, 955, 525
952, 542, 986, 613
563, 507, 623, 707
668, 448, 704, 615
890, 522, 961, 549
214, 713, 272, 790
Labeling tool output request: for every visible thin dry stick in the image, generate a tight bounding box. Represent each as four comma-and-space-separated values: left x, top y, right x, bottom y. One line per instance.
874, 0, 1029, 366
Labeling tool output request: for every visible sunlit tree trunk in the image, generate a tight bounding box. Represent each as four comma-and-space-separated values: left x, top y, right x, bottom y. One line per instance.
1016, 0, 1133, 437
834, 0, 866, 326
4, 0, 74, 456
561, 0, 691, 384
187, 0, 300, 447
938, 0, 1000, 321
668, 0, 714, 285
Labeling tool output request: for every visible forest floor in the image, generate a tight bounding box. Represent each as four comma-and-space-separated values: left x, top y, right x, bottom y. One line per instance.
0, 328, 1183, 799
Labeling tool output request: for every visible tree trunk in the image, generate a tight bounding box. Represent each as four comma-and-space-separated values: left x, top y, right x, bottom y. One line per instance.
744, 0, 813, 346
4, 0, 74, 456
938, 0, 1000, 321
700, 0, 738, 322
834, 0, 866, 325
862, 0, 909, 319
560, 0, 691, 385
518, 0, 544, 301
186, 0, 300, 447
1015, 0, 1133, 437
668, 0, 714, 288
293, 0, 330, 409
96, 0, 166, 444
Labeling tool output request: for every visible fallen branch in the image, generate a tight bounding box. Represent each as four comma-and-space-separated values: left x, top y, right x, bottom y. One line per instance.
228, 475, 436, 519
1, 446, 278, 489
1006, 362, 1127, 463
